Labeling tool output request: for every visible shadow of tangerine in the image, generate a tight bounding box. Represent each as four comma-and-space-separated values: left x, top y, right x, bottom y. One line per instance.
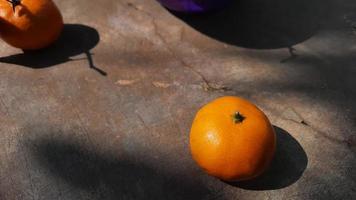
225, 126, 308, 190
171, 0, 326, 49
0, 24, 106, 75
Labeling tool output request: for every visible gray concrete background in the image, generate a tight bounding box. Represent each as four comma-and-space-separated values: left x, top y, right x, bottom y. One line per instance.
0, 0, 355, 199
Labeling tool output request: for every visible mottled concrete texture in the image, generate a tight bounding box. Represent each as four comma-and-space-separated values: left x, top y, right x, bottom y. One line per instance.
0, 0, 355, 199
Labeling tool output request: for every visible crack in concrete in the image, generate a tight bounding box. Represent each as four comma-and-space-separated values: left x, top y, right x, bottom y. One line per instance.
281, 108, 355, 148
125, 2, 231, 92
136, 113, 148, 129
307, 124, 356, 148
282, 107, 308, 125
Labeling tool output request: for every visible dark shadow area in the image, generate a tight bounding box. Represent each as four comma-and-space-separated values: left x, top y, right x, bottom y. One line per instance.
0, 24, 106, 76
226, 126, 308, 190
30, 138, 216, 200
171, 0, 327, 49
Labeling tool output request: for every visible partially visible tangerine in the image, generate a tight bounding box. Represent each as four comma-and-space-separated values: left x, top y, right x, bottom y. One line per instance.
0, 0, 63, 50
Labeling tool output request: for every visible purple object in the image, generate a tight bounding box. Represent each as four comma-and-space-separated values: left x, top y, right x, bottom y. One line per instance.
157, 0, 232, 13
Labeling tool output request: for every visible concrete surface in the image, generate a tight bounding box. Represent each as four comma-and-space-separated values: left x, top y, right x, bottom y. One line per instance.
0, 0, 355, 199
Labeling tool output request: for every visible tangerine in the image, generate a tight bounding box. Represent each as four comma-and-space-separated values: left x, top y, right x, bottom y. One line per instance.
190, 96, 276, 181
0, 0, 63, 50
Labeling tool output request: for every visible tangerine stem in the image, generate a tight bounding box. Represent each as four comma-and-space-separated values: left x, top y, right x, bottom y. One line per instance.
232, 112, 245, 123
6, 0, 21, 13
